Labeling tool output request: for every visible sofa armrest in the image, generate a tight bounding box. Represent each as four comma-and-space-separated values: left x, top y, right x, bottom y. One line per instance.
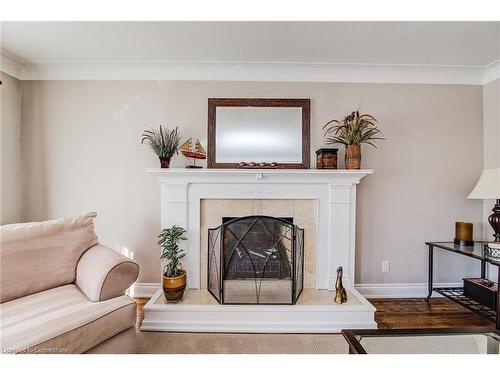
76, 244, 139, 302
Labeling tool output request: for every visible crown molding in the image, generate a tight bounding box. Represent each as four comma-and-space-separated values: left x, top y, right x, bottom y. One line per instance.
483, 60, 500, 84
10, 60, 493, 85
0, 53, 23, 79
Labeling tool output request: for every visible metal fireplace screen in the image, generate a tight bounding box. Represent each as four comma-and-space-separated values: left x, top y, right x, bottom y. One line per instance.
208, 215, 304, 305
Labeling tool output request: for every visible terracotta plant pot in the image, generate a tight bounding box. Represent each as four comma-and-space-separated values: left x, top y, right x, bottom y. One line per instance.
159, 157, 171, 168
345, 144, 361, 169
162, 270, 186, 302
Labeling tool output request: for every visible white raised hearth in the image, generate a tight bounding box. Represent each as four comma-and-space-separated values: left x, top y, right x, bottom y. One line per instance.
142, 168, 377, 332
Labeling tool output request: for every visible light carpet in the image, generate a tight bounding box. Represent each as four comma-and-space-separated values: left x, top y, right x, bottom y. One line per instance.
137, 332, 349, 354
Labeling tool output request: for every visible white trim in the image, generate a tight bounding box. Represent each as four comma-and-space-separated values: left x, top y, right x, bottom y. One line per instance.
131, 282, 162, 298
355, 282, 462, 298
140, 320, 376, 333
0, 53, 23, 79
140, 288, 376, 333
12, 60, 492, 85
132, 282, 462, 299
483, 60, 500, 84
147, 167, 373, 184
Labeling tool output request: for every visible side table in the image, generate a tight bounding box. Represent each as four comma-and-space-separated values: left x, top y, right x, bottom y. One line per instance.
425, 241, 499, 329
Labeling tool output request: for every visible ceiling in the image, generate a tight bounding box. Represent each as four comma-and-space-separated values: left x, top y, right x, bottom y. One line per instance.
2, 21, 499, 66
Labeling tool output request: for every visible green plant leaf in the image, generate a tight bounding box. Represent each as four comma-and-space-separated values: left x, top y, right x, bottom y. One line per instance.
158, 224, 187, 277
141, 126, 181, 159
322, 111, 384, 147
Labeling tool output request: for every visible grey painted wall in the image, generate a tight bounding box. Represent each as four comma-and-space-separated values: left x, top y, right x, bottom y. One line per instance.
1, 72, 21, 224
19, 80, 484, 285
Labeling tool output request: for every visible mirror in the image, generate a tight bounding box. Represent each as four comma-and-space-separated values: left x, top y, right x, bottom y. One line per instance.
207, 98, 310, 169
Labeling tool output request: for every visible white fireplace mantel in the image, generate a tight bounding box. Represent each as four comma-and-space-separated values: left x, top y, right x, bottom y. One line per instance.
148, 168, 373, 290
147, 168, 373, 184
144, 168, 376, 332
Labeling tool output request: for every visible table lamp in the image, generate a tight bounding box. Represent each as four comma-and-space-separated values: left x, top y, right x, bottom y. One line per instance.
467, 168, 500, 244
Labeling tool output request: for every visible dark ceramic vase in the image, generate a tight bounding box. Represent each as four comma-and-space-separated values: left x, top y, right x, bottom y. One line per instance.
159, 157, 171, 168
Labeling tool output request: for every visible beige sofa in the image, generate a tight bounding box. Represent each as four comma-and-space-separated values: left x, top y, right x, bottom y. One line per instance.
0, 212, 140, 354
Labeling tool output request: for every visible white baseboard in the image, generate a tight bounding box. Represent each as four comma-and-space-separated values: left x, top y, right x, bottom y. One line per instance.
354, 282, 462, 298
130, 283, 161, 298
131, 282, 460, 299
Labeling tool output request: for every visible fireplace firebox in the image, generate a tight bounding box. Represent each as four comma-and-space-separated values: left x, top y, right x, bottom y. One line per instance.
208, 215, 304, 305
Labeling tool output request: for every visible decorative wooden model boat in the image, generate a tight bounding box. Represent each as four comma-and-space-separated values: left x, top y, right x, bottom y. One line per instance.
180, 138, 206, 168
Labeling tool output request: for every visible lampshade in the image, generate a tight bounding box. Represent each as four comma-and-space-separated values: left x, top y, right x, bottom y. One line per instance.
467, 168, 500, 199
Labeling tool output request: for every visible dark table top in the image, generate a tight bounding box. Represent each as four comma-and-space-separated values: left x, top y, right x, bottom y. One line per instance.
425, 241, 500, 266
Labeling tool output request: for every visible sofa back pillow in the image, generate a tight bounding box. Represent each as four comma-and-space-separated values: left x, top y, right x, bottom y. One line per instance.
0, 212, 98, 303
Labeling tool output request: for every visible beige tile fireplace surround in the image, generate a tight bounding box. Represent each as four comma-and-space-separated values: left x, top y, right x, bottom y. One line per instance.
200, 199, 316, 290
141, 168, 377, 333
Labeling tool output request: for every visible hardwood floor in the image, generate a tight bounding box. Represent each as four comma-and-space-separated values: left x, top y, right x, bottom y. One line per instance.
136, 298, 148, 327
371, 298, 494, 329
135, 297, 494, 329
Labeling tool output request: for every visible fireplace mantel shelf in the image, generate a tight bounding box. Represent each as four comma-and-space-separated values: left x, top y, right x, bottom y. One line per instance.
147, 168, 373, 183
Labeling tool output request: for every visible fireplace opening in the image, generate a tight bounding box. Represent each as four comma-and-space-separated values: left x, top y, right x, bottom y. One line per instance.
208, 215, 304, 305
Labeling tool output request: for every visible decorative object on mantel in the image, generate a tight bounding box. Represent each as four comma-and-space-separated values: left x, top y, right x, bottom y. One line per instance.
180, 137, 206, 168
323, 111, 384, 169
467, 168, 500, 244
454, 222, 473, 246
159, 225, 187, 302
334, 266, 347, 304
315, 148, 338, 169
237, 161, 278, 169
207, 98, 310, 169
141, 126, 181, 168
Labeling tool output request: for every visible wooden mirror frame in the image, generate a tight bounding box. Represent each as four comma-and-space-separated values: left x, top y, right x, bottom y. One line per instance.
207, 98, 310, 169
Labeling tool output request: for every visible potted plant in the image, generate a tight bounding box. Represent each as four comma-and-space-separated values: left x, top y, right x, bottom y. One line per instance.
323, 111, 384, 169
141, 126, 181, 168
159, 225, 187, 302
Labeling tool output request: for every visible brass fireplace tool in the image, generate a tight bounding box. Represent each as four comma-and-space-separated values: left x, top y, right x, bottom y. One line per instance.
334, 266, 347, 304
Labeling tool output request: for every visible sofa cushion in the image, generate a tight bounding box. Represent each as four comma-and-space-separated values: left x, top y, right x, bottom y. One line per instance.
0, 284, 136, 354
76, 244, 140, 302
0, 212, 98, 303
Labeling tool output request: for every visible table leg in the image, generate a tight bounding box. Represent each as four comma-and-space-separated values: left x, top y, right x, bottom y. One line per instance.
496, 266, 500, 330
425, 245, 434, 302
481, 260, 486, 279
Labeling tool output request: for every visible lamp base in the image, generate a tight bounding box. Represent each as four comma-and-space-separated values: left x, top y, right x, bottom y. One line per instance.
489, 199, 500, 243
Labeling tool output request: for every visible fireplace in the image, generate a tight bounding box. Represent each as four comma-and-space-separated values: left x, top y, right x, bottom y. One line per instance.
145, 169, 377, 332
208, 215, 304, 305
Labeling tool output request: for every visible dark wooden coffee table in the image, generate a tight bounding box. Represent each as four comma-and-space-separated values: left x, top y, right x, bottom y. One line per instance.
342, 327, 500, 354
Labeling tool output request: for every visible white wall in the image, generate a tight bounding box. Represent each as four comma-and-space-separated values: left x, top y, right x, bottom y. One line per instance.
20, 80, 484, 286
0, 72, 21, 224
